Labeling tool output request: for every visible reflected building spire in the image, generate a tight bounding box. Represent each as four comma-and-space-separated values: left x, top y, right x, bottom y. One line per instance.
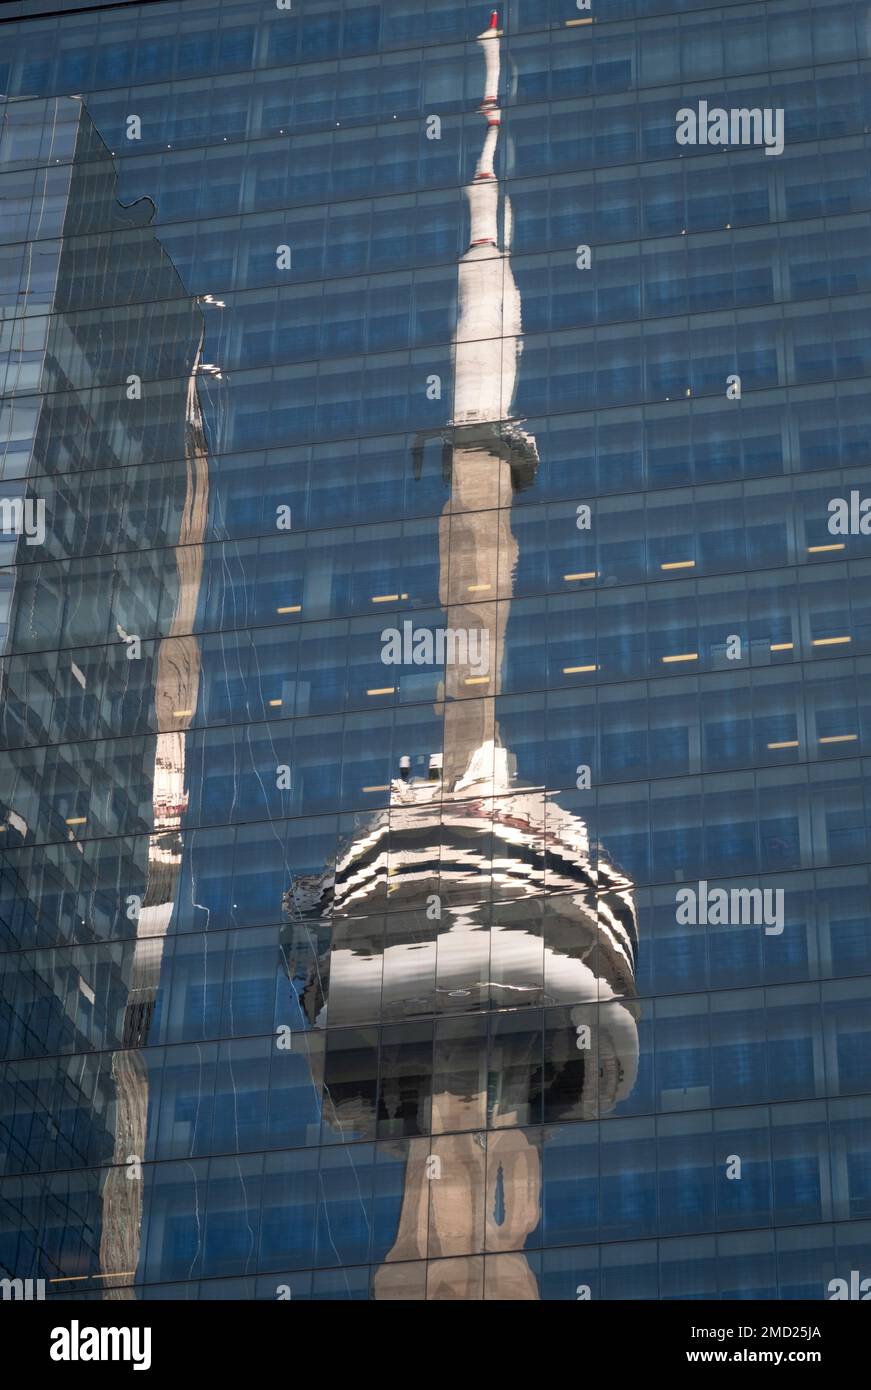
98, 307, 209, 1297
440, 9, 535, 788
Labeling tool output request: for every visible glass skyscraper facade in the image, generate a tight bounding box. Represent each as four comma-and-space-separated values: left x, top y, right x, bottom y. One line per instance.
1, 0, 870, 1302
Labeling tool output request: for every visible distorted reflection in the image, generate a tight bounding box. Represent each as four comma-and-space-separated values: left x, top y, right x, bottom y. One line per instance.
280, 13, 639, 1300
99, 319, 208, 1296
0, 19, 636, 1304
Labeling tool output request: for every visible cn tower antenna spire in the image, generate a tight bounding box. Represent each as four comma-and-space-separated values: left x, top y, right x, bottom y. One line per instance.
489, 9, 499, 26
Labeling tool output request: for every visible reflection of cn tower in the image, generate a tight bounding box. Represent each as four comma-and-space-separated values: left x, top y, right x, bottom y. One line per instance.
282, 13, 639, 1300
